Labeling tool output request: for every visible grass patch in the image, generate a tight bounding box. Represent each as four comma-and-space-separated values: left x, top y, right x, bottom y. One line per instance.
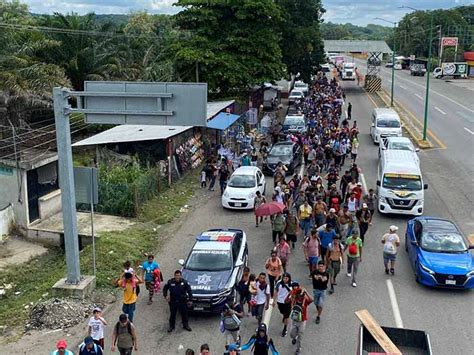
0, 169, 199, 331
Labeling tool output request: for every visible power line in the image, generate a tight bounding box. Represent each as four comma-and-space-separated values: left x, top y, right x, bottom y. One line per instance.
0, 22, 165, 40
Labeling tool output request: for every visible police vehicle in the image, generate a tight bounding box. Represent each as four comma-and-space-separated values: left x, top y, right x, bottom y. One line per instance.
179, 229, 248, 313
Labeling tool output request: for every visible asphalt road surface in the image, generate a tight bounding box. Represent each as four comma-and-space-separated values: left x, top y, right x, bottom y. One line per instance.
86, 80, 474, 355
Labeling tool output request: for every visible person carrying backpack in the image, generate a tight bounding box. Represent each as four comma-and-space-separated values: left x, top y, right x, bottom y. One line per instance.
382, 225, 401, 275
285, 282, 313, 355
345, 232, 363, 287
239, 323, 279, 355
274, 273, 292, 337
111, 314, 138, 355
221, 299, 244, 347
78, 336, 103, 355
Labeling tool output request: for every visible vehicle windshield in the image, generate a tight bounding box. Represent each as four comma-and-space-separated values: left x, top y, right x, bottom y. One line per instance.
377, 119, 400, 128
290, 91, 303, 97
186, 250, 232, 271
227, 174, 256, 188
388, 142, 412, 151
270, 145, 292, 156
284, 117, 304, 126
421, 232, 467, 253
294, 83, 306, 88
382, 174, 422, 191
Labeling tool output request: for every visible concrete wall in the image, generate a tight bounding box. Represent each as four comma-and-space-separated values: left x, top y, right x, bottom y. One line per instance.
0, 168, 29, 231
39, 189, 61, 220
0, 204, 14, 236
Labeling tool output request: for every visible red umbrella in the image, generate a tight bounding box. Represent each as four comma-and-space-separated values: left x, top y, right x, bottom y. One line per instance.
255, 202, 286, 217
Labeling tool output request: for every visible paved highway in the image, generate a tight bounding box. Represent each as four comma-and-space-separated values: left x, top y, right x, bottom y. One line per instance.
83, 78, 473, 355
351, 57, 474, 234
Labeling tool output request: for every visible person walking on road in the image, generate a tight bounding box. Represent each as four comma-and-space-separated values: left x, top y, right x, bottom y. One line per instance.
219, 165, 230, 195
163, 270, 193, 333
276, 236, 291, 272
298, 200, 313, 238
356, 204, 371, 242
347, 102, 352, 120
222, 298, 244, 348
271, 212, 286, 244
88, 307, 107, 349
274, 273, 292, 337
51, 339, 74, 355
337, 205, 352, 243
286, 282, 312, 355
363, 189, 377, 223
311, 261, 329, 324
141, 254, 160, 305
111, 314, 138, 355
254, 191, 266, 227
382, 226, 401, 275
239, 323, 279, 355
303, 229, 321, 277
253, 273, 270, 324
117, 272, 138, 323
285, 209, 299, 249
79, 336, 103, 355
265, 250, 283, 297
326, 235, 344, 294
318, 224, 337, 263
345, 232, 363, 287
313, 196, 327, 228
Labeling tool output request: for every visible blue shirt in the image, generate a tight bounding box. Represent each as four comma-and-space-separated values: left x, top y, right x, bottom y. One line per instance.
142, 260, 160, 282
319, 229, 337, 248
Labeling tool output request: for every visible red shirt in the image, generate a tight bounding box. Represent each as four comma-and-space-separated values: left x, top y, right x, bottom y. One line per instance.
288, 289, 311, 321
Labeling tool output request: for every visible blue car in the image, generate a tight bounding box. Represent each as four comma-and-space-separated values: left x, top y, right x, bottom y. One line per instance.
405, 217, 474, 289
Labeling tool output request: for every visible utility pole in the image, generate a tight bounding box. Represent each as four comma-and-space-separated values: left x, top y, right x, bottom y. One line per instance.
438, 25, 443, 66
375, 18, 397, 107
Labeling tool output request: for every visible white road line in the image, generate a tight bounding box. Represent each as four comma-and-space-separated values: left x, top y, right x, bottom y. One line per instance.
434, 106, 447, 115
299, 160, 305, 177
386, 279, 404, 328
262, 298, 274, 327
415, 94, 423, 100
463, 127, 474, 135
360, 173, 368, 193
399, 85, 407, 90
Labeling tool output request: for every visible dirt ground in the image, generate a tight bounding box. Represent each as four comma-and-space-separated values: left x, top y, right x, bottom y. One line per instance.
0, 237, 48, 271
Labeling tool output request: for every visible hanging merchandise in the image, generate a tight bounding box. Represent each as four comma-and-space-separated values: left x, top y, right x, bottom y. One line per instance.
174, 132, 204, 174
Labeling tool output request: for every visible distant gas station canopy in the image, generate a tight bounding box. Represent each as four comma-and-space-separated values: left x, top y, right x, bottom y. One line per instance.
80, 81, 208, 126
324, 40, 392, 54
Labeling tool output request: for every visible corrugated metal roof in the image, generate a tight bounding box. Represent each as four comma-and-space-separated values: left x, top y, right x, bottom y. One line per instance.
324, 40, 392, 54
72, 125, 192, 146
73, 100, 235, 147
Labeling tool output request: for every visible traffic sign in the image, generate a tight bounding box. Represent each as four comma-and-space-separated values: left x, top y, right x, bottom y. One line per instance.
441, 37, 458, 47
81, 81, 208, 126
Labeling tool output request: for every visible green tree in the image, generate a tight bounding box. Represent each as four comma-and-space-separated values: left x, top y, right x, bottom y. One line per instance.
277, 0, 325, 83
0, 0, 70, 122
171, 0, 283, 97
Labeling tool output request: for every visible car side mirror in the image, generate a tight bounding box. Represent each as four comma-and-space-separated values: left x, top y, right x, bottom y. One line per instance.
415, 148, 420, 152
376, 180, 381, 186
258, 183, 263, 187
423, 184, 428, 190
178, 259, 185, 266
235, 260, 244, 267
371, 123, 375, 127
381, 146, 387, 150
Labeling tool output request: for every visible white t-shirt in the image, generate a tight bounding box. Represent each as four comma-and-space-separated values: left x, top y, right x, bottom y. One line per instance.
275, 281, 291, 304
255, 281, 270, 305
88, 317, 105, 340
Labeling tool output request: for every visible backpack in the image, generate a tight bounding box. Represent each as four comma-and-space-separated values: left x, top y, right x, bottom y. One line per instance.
290, 303, 303, 322
79, 343, 99, 353
348, 242, 358, 256
223, 313, 241, 331
384, 241, 397, 255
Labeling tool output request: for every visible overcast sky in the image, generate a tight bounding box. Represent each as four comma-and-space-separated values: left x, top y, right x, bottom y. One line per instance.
23, 0, 472, 26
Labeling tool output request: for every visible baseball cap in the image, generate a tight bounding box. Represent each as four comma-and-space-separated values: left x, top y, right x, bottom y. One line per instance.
362, 203, 368, 208
329, 208, 336, 213
56, 339, 67, 350
357, 182, 362, 186
390, 225, 399, 232
93, 307, 102, 313
84, 336, 94, 345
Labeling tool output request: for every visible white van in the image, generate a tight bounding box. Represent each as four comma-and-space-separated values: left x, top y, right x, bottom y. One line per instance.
377, 150, 428, 216
370, 108, 402, 144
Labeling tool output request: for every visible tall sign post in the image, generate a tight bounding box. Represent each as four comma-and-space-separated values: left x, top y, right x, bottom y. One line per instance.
53, 82, 207, 295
